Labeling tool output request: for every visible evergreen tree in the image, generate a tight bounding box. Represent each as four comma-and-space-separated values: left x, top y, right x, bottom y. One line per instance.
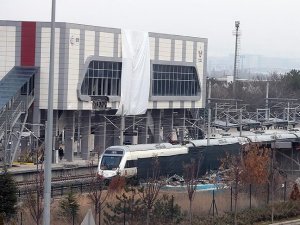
59, 190, 80, 225
0, 168, 18, 222
152, 194, 183, 224
104, 186, 145, 225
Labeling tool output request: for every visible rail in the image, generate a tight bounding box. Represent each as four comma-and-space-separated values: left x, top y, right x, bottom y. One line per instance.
16, 174, 95, 187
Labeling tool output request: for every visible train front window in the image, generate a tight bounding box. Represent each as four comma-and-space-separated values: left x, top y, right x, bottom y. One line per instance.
100, 156, 122, 170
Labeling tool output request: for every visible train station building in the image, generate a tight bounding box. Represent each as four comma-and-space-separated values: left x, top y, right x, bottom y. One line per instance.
0, 20, 207, 165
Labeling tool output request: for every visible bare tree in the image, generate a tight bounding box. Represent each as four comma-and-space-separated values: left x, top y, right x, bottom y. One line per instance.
220, 153, 243, 225
183, 158, 201, 225
24, 162, 44, 225
138, 157, 164, 225
88, 162, 126, 225
87, 163, 109, 225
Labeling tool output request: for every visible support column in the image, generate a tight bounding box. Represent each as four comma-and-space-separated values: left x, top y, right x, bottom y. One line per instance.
32, 106, 41, 137
124, 116, 134, 145
65, 110, 75, 162
81, 111, 91, 160
52, 110, 59, 163
152, 109, 162, 143
178, 109, 186, 143
163, 109, 174, 142
113, 116, 121, 145
138, 113, 148, 144
94, 111, 101, 156
98, 113, 106, 155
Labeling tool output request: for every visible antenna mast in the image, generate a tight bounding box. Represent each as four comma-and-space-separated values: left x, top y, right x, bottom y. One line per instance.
233, 21, 241, 98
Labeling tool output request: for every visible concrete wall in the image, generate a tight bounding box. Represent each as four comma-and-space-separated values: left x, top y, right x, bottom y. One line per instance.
0, 21, 20, 80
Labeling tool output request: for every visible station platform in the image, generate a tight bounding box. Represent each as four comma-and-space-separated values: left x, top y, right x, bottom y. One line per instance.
7, 157, 99, 182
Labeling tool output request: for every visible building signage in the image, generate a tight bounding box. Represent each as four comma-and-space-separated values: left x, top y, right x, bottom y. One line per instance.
70, 35, 80, 46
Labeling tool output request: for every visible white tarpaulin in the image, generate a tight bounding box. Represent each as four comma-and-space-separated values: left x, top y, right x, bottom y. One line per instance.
116, 29, 150, 115
81, 209, 95, 225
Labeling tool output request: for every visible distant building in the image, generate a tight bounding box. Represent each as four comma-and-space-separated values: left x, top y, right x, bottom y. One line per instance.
208, 54, 300, 78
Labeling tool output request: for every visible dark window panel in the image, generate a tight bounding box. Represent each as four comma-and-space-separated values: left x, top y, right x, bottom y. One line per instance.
151, 64, 200, 97
81, 60, 122, 97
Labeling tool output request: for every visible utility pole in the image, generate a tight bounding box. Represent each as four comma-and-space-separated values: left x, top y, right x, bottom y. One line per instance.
271, 136, 276, 223
77, 111, 81, 155
43, 0, 56, 224
265, 82, 269, 121
207, 79, 211, 146
120, 105, 125, 145
287, 101, 290, 128
4, 110, 8, 166
214, 103, 218, 122
233, 21, 240, 98
239, 109, 242, 137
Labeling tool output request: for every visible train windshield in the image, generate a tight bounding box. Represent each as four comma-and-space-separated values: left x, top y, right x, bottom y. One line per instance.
100, 155, 122, 170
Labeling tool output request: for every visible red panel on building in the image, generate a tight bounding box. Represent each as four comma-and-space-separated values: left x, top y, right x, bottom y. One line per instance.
21, 22, 36, 66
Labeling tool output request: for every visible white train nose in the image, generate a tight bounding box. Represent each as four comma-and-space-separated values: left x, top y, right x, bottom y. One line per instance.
101, 170, 117, 178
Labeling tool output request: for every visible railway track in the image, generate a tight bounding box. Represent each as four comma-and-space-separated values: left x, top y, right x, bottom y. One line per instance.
15, 174, 101, 199
16, 174, 94, 187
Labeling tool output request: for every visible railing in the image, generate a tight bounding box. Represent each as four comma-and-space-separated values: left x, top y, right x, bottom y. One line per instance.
9, 113, 28, 166
0, 88, 35, 138
9, 101, 24, 125
0, 88, 36, 166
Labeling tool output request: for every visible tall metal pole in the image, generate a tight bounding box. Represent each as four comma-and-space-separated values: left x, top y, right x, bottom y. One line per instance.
271, 142, 275, 223
215, 103, 218, 122
43, 0, 56, 224
120, 105, 125, 145
266, 82, 269, 120
207, 79, 211, 146
233, 21, 240, 98
4, 110, 8, 166
239, 109, 242, 137
287, 101, 290, 128
77, 111, 81, 155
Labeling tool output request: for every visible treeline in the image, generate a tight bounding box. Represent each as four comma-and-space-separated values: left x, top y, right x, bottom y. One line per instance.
211, 69, 300, 112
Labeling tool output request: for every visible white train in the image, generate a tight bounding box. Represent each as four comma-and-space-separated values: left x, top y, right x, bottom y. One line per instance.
98, 129, 300, 179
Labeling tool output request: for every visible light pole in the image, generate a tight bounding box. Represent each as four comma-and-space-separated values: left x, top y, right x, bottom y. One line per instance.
207, 79, 211, 146
233, 21, 240, 98
43, 0, 56, 224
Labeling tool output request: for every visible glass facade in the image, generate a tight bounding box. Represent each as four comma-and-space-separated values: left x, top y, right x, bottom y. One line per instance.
81, 61, 121, 96
152, 64, 200, 96
81, 61, 200, 97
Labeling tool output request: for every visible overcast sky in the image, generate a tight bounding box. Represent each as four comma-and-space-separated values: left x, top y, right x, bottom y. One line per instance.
1, 0, 299, 58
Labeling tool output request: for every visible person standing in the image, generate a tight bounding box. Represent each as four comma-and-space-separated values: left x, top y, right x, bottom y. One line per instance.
58, 147, 64, 161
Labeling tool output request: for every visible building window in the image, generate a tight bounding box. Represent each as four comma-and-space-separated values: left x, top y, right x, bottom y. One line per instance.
81, 61, 121, 96
81, 61, 200, 98
152, 64, 200, 96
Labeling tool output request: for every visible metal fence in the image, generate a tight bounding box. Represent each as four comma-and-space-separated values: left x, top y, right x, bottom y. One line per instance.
13, 180, 298, 224
189, 181, 293, 218
16, 181, 93, 200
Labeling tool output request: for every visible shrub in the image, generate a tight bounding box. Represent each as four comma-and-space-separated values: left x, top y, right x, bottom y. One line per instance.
104, 186, 146, 225
0, 168, 17, 221
152, 194, 184, 224
58, 191, 80, 224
